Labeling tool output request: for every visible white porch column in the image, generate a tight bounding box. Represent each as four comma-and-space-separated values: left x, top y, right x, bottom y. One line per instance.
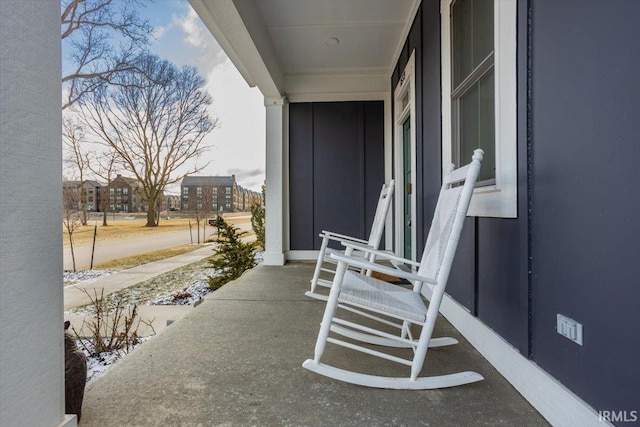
0, 2, 74, 427
263, 97, 287, 265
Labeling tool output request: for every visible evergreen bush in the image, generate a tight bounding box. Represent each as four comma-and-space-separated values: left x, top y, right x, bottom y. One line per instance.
208, 216, 256, 290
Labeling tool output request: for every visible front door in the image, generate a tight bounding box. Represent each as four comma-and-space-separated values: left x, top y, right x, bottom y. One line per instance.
402, 118, 412, 259
394, 52, 416, 261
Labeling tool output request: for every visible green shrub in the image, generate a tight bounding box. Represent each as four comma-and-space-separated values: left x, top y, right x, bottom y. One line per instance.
208, 216, 256, 290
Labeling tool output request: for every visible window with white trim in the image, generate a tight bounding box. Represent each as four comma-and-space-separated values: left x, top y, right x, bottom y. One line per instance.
442, 0, 517, 217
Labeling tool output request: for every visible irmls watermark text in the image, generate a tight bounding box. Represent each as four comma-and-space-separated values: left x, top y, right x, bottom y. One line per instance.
598, 410, 638, 423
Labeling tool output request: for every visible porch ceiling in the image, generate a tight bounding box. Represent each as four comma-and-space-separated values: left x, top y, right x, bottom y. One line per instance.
189, 0, 420, 99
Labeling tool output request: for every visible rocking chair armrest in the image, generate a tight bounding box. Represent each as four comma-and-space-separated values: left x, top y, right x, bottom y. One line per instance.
329, 252, 437, 285
339, 240, 422, 268
319, 230, 369, 245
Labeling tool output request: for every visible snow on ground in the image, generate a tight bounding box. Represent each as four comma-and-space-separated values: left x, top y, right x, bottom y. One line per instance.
64, 269, 115, 286
78, 338, 151, 384
67, 251, 265, 383
150, 279, 213, 305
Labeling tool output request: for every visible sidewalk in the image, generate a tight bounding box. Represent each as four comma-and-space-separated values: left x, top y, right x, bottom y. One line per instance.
64, 245, 216, 336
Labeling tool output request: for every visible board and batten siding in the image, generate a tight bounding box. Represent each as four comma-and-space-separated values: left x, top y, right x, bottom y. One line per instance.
289, 101, 385, 251
529, 0, 640, 415
393, 0, 640, 419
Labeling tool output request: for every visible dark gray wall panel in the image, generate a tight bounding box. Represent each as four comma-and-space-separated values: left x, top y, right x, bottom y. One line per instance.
289, 101, 385, 251
516, 0, 531, 357
363, 102, 386, 238
530, 0, 640, 413
477, 218, 527, 352
420, 0, 443, 233
409, 7, 425, 250
289, 103, 314, 249
313, 102, 363, 247
446, 217, 476, 311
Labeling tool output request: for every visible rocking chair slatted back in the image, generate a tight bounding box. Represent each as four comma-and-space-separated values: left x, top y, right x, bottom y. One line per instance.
417, 158, 479, 286
367, 180, 395, 248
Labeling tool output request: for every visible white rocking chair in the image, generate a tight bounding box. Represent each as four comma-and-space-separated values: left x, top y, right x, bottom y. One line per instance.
302, 149, 484, 389
306, 179, 395, 301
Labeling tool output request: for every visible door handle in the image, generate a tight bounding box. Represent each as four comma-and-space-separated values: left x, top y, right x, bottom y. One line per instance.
407, 183, 412, 194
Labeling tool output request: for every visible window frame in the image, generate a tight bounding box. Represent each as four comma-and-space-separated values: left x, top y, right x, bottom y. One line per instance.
441, 0, 517, 218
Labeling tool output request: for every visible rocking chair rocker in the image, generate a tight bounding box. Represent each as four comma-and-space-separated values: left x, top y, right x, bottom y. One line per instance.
306, 179, 395, 301
302, 149, 484, 389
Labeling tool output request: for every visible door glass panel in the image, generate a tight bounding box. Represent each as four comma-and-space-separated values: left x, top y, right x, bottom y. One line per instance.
403, 118, 412, 259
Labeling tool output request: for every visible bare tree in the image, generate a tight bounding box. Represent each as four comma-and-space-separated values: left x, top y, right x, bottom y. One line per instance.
200, 186, 214, 242
189, 186, 213, 244
63, 118, 90, 225
78, 54, 217, 227
63, 181, 83, 272
61, 0, 153, 110
190, 203, 204, 244
87, 149, 119, 226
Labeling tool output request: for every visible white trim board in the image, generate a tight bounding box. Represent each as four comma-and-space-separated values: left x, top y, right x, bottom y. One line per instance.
393, 51, 417, 262
436, 293, 613, 427
286, 250, 319, 261
57, 415, 77, 427
286, 92, 388, 104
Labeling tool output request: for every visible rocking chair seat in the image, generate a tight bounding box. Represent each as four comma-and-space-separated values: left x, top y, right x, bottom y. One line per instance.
340, 271, 427, 323
308, 180, 395, 299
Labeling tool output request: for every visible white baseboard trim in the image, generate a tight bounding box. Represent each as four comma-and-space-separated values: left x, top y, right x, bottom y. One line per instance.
57, 415, 77, 427
263, 251, 285, 266
286, 250, 318, 261
436, 293, 613, 427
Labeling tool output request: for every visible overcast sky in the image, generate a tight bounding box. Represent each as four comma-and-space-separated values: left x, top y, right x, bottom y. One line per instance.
65, 0, 266, 193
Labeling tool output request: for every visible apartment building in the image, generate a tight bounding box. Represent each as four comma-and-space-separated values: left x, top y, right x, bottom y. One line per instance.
181, 175, 262, 213
62, 179, 103, 212
109, 174, 146, 213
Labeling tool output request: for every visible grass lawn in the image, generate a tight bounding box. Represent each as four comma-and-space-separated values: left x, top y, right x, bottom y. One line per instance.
93, 244, 201, 270
63, 214, 251, 246
63, 218, 192, 245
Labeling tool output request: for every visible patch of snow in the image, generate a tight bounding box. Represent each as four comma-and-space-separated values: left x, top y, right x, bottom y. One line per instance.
150, 280, 213, 305
254, 251, 264, 263
77, 337, 151, 384
64, 269, 115, 286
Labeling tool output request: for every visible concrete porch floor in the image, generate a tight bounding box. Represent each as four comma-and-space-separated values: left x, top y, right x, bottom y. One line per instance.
80, 263, 549, 426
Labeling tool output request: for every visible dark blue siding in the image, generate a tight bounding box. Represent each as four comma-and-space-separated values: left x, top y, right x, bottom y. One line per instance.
363, 102, 386, 238
530, 0, 640, 415
289, 103, 314, 250
391, 0, 640, 418
289, 101, 385, 250
476, 218, 527, 351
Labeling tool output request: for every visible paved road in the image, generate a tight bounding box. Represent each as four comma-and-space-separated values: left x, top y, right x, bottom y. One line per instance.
64, 215, 252, 270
